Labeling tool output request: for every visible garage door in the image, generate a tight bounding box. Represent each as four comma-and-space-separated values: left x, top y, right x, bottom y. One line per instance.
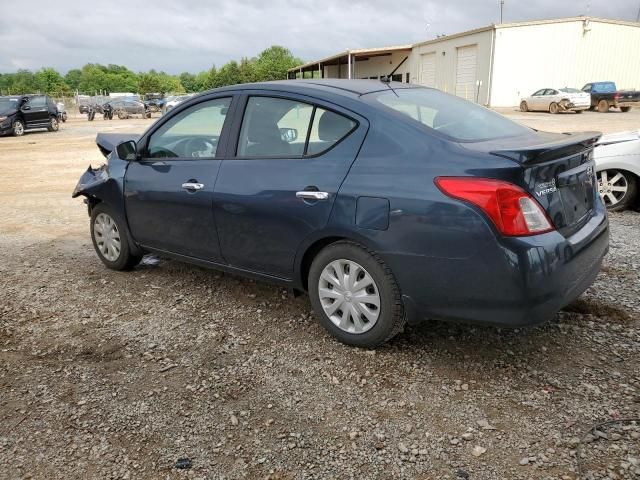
455, 45, 477, 101
420, 52, 436, 87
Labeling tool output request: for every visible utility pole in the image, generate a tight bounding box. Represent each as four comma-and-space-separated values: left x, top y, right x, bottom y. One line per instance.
636, 2, 640, 22
500, 0, 504, 23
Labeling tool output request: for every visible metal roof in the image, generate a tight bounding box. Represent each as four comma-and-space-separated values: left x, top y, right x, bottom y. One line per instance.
291, 16, 640, 71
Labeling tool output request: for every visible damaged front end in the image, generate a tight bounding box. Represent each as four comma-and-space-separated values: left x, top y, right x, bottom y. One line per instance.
72, 133, 135, 217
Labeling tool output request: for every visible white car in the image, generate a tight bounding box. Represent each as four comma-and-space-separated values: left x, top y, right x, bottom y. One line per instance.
162, 94, 195, 115
593, 130, 639, 210
520, 88, 591, 114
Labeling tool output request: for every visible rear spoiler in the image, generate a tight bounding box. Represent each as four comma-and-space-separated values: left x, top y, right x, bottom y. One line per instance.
96, 133, 140, 158
490, 132, 601, 164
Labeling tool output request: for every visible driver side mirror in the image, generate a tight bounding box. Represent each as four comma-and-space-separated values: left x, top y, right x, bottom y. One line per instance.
280, 127, 298, 143
116, 140, 138, 161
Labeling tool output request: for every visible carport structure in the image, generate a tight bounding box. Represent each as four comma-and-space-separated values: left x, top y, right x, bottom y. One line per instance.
287, 45, 413, 82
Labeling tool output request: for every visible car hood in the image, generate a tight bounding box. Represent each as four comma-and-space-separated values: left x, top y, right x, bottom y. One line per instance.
0, 107, 17, 117
562, 92, 590, 100
96, 133, 140, 157
596, 129, 640, 146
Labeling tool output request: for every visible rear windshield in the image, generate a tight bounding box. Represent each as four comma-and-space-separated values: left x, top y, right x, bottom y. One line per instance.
592, 82, 616, 93
370, 88, 530, 142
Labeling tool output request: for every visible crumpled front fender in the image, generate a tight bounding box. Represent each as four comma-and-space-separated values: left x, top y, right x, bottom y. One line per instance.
71, 164, 109, 198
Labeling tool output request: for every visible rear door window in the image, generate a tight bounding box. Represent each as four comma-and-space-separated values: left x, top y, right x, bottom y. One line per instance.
237, 96, 356, 158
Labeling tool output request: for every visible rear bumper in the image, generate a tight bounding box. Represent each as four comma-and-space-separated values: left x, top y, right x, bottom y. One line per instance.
393, 205, 609, 328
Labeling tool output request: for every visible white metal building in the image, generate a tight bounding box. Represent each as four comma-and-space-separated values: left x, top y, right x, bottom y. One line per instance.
288, 17, 640, 107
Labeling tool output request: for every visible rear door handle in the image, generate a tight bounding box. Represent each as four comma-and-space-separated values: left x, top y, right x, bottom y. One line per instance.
182, 182, 204, 191
296, 191, 329, 201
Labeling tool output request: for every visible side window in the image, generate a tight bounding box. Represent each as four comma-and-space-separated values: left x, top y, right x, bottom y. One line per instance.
532, 89, 545, 96
582, 84, 591, 92
238, 97, 313, 157
29, 96, 45, 108
147, 97, 231, 159
237, 96, 356, 158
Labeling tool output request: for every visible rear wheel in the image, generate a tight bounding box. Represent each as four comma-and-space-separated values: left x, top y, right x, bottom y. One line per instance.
621, 106, 631, 113
47, 116, 59, 132
12, 119, 25, 136
308, 241, 405, 347
597, 169, 637, 211
519, 101, 529, 112
549, 102, 559, 114
90, 204, 142, 270
597, 99, 609, 113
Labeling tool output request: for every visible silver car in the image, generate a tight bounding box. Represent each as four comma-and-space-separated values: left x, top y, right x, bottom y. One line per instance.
520, 88, 591, 114
594, 130, 640, 211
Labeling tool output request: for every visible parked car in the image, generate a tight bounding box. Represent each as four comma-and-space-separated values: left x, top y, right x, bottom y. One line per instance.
0, 94, 60, 136
520, 88, 590, 113
581, 81, 640, 113
109, 97, 150, 119
72, 80, 609, 347
162, 94, 194, 115
593, 129, 640, 211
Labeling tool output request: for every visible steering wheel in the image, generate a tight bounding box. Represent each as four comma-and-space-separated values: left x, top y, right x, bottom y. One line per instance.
149, 148, 176, 158
184, 137, 217, 157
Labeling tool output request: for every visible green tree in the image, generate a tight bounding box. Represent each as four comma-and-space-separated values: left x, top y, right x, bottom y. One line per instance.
213, 61, 241, 88
254, 46, 302, 82
64, 69, 82, 91
179, 72, 198, 92
34, 67, 69, 95
238, 57, 258, 84
137, 70, 162, 94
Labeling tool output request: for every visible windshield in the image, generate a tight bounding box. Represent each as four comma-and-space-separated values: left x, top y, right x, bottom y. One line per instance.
0, 97, 21, 114
559, 88, 582, 93
370, 88, 530, 142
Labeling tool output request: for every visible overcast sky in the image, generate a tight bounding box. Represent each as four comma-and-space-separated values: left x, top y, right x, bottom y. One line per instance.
1, 0, 638, 74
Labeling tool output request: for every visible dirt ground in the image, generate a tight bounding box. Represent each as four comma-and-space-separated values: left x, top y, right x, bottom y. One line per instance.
1, 109, 639, 480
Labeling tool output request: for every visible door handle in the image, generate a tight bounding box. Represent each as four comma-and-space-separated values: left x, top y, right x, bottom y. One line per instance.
296, 191, 329, 201
182, 182, 204, 191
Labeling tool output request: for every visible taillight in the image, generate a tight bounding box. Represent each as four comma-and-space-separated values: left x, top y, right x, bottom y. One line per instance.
614, 93, 620, 101
435, 177, 554, 236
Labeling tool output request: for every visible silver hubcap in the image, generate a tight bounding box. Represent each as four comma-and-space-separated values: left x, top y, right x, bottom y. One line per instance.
93, 213, 121, 262
318, 259, 381, 334
597, 170, 628, 206
14, 122, 23, 135
51, 118, 58, 129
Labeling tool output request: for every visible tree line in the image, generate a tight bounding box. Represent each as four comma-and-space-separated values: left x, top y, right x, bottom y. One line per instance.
0, 46, 303, 97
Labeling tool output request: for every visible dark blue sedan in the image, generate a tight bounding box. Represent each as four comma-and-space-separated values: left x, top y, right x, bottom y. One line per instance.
73, 80, 609, 347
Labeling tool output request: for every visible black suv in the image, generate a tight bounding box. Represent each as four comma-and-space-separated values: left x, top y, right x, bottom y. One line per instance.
0, 94, 60, 136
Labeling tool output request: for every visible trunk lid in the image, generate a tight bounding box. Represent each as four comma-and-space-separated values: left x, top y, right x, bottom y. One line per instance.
463, 131, 602, 237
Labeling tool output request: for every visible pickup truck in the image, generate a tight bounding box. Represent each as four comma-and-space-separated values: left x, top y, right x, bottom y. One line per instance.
581, 81, 640, 113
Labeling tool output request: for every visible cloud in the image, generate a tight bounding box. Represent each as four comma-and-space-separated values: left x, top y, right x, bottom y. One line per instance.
0, 0, 637, 73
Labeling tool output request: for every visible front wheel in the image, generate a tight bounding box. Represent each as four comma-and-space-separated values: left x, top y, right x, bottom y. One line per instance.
90, 204, 142, 270
308, 241, 405, 347
47, 116, 59, 132
621, 106, 631, 113
519, 101, 528, 112
12, 119, 25, 136
597, 169, 638, 211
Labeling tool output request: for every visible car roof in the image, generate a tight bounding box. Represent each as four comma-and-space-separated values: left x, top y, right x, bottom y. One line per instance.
208, 79, 421, 98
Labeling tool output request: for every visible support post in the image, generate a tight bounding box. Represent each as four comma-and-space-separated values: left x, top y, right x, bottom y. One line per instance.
347, 53, 352, 79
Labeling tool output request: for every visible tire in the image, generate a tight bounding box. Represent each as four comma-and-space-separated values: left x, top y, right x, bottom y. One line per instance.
597, 169, 638, 212
597, 99, 609, 113
621, 106, 631, 113
62, 113, 67, 122
549, 102, 559, 114
117, 110, 128, 120
519, 101, 528, 112
308, 241, 405, 347
47, 116, 59, 132
12, 119, 25, 136
90, 203, 142, 271
88, 111, 95, 121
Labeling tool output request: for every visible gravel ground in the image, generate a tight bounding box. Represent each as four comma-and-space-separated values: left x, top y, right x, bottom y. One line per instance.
0, 112, 639, 480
